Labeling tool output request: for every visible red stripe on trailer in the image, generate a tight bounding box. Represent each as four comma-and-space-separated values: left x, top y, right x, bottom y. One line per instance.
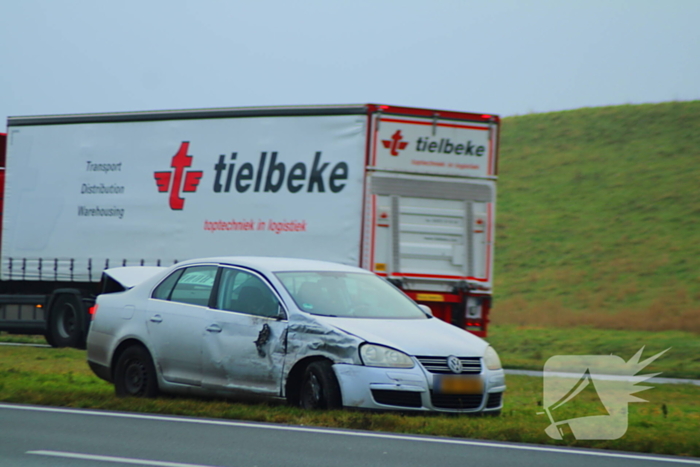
359, 111, 374, 269
488, 124, 494, 175
380, 118, 489, 132
371, 116, 379, 166
404, 291, 461, 303
486, 202, 493, 281
0, 133, 5, 245
392, 272, 489, 282
493, 119, 501, 175
366, 104, 499, 124
0, 133, 6, 167
370, 194, 377, 273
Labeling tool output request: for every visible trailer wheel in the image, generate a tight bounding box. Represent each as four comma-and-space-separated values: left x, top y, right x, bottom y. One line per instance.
47, 294, 85, 349
299, 361, 342, 410
114, 345, 159, 398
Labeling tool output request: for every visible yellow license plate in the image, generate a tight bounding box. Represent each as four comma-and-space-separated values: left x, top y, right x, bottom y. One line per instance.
434, 375, 483, 394
416, 293, 444, 302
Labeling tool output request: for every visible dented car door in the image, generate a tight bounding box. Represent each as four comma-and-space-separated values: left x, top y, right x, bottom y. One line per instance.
146, 265, 218, 386
202, 266, 288, 396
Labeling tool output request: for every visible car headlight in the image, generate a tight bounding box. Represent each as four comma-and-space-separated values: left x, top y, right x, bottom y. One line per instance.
484, 346, 502, 370
360, 344, 414, 368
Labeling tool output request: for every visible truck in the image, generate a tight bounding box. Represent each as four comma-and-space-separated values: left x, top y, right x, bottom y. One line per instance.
0, 104, 499, 348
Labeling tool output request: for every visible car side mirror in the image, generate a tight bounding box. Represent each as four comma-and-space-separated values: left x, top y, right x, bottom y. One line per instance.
418, 304, 433, 317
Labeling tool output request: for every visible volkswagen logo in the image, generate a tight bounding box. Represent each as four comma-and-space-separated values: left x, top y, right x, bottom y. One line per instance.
447, 356, 463, 374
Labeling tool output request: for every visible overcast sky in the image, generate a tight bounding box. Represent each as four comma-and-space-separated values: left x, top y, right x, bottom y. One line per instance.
2, 0, 699, 123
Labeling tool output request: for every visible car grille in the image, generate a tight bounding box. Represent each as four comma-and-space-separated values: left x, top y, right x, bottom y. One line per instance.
415, 356, 482, 374
371, 390, 423, 408
486, 392, 503, 408
430, 392, 484, 410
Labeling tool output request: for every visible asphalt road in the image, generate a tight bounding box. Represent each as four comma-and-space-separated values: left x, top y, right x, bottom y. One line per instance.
1, 404, 698, 467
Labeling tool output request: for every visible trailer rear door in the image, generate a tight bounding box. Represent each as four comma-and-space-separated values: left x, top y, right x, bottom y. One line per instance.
366, 173, 494, 291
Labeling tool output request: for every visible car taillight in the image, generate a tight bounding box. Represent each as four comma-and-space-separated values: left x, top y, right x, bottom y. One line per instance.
89, 304, 98, 320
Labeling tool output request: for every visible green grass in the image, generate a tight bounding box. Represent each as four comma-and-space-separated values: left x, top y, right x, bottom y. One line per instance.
0, 332, 48, 344
495, 101, 700, 331
485, 325, 700, 379
0, 345, 698, 457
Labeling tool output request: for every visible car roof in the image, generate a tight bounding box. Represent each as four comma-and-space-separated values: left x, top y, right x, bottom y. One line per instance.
173, 256, 370, 275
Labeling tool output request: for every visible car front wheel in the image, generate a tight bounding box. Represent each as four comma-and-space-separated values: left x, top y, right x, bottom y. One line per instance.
114, 345, 159, 398
299, 360, 342, 410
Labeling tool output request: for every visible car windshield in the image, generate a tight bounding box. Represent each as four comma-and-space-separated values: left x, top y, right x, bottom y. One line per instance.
275, 271, 428, 319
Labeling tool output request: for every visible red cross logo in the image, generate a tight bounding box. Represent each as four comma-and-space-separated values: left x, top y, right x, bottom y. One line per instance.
382, 130, 408, 156
154, 142, 203, 210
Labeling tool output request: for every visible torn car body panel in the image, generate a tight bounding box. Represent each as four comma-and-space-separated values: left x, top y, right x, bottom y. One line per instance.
284, 313, 362, 364
87, 256, 505, 413
203, 312, 288, 396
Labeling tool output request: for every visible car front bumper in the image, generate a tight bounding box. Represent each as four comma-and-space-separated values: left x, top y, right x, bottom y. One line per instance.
333, 363, 505, 413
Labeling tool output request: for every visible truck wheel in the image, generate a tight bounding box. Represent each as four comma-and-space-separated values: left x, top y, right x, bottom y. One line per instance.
47, 294, 85, 349
114, 345, 159, 398
299, 361, 341, 410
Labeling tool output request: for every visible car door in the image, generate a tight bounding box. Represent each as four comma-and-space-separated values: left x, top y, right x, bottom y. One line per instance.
146, 265, 218, 386
202, 266, 288, 396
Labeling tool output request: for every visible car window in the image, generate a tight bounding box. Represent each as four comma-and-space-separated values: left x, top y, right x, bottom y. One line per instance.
154, 266, 217, 306
276, 271, 427, 319
215, 268, 280, 318
151, 268, 184, 300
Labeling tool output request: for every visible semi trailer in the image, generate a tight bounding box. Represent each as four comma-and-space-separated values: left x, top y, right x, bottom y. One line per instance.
0, 104, 499, 348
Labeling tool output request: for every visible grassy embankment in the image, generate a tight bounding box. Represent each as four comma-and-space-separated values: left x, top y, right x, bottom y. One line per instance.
0, 345, 697, 457
485, 325, 700, 379
494, 101, 700, 332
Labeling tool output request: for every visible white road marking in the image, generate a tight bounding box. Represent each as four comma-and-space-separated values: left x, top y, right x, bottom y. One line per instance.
0, 342, 51, 348
4, 404, 699, 465
27, 450, 220, 467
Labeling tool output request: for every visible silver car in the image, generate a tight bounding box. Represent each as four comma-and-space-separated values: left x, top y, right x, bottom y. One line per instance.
87, 257, 505, 413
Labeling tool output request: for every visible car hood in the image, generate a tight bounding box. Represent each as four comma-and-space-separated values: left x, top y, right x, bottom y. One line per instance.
313, 316, 489, 357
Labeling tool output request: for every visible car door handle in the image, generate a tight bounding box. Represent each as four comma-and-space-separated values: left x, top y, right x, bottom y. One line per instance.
206, 324, 222, 333
150, 314, 163, 323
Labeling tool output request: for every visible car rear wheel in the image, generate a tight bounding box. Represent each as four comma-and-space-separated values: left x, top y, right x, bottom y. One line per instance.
299, 361, 341, 410
114, 345, 159, 398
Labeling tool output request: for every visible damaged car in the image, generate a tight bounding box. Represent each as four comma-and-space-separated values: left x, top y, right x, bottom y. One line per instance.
86, 257, 505, 414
